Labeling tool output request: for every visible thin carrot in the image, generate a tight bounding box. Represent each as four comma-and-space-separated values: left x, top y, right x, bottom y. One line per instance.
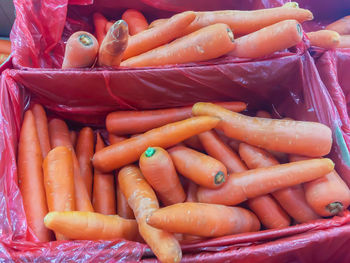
108, 133, 127, 145
239, 143, 321, 223
147, 202, 260, 237
122, 9, 149, 35
306, 30, 340, 49
49, 119, 94, 212
149, 18, 167, 28
122, 11, 196, 60
118, 165, 182, 263
197, 158, 334, 205
18, 110, 52, 242
106, 101, 246, 135
98, 20, 129, 67
121, 23, 235, 67
198, 130, 247, 173
62, 31, 99, 69
192, 102, 332, 157
31, 104, 51, 158
256, 110, 272, 118
93, 116, 220, 172
140, 147, 186, 205
326, 15, 350, 35
92, 133, 116, 215
116, 183, 134, 219
44, 211, 139, 241
70, 131, 77, 148
0, 39, 11, 54
338, 35, 350, 48
183, 135, 205, 152
185, 181, 198, 202
93, 12, 108, 45
43, 146, 75, 240
229, 20, 303, 58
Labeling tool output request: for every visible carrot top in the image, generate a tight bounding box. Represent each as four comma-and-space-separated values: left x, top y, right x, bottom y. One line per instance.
145, 147, 156, 158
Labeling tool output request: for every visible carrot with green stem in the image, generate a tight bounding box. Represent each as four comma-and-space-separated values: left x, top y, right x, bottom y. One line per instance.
122, 9, 149, 35
121, 23, 235, 67
306, 30, 340, 49
192, 102, 332, 157
93, 12, 108, 45
93, 116, 220, 172
32, 104, 51, 158
118, 165, 182, 263
116, 183, 134, 219
326, 15, 350, 35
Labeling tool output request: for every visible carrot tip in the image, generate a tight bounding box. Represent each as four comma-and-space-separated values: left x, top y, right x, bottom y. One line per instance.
326, 202, 344, 215
145, 147, 156, 158
79, 34, 94, 46
214, 171, 225, 185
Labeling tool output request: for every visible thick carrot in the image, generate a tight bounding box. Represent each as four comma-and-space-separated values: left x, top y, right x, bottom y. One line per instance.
98, 20, 129, 67
70, 130, 77, 148
306, 30, 340, 49
197, 158, 334, 205
239, 143, 321, 223
116, 183, 134, 219
18, 110, 52, 242
93, 116, 220, 172
0, 39, 11, 54
139, 147, 186, 205
338, 35, 350, 48
93, 12, 108, 45
149, 18, 167, 28
121, 23, 235, 67
290, 155, 350, 217
43, 146, 75, 240
198, 130, 247, 173
122, 9, 149, 35
44, 211, 138, 241
192, 102, 332, 157
229, 20, 303, 58
326, 15, 350, 35
49, 119, 94, 212
31, 104, 51, 158
118, 165, 182, 263
108, 133, 127, 145
256, 110, 272, 118
147, 202, 260, 237
106, 101, 246, 135
62, 31, 99, 69
186, 181, 198, 202
122, 11, 196, 60
183, 135, 205, 152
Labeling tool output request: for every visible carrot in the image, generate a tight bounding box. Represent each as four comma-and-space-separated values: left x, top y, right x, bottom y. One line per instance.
70, 130, 77, 148
49, 119, 94, 212
92, 133, 116, 215
185, 181, 198, 202
229, 20, 303, 58
149, 18, 167, 28
44, 211, 139, 241
239, 143, 321, 223
122, 11, 196, 60
0, 53, 9, 64
106, 101, 246, 135
192, 102, 332, 157
116, 183, 134, 219
197, 158, 334, 205
326, 15, 350, 35
93, 116, 220, 172
98, 20, 129, 67
183, 135, 205, 152
256, 110, 272, 118
62, 31, 99, 69
338, 35, 350, 48
289, 155, 350, 217
17, 110, 52, 242
121, 9, 149, 35
43, 146, 75, 240
0, 39, 11, 54
198, 130, 247, 173
93, 12, 108, 45
168, 145, 227, 189
31, 104, 51, 158
105, 21, 114, 33
118, 165, 182, 263
139, 147, 186, 205
121, 23, 235, 67
306, 30, 340, 49
108, 133, 127, 145
147, 202, 260, 237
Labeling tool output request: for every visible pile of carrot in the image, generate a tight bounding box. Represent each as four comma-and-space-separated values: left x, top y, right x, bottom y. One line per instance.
17, 101, 350, 262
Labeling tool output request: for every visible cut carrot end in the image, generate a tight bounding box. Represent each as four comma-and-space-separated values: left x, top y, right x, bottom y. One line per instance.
79, 34, 94, 46
214, 171, 225, 185
145, 147, 156, 158
326, 202, 344, 215
227, 28, 234, 42
296, 23, 302, 37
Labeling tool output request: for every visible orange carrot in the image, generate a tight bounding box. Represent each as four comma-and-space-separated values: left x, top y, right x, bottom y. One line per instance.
122, 9, 149, 35
121, 23, 235, 67
185, 181, 198, 202
92, 133, 116, 215
198, 130, 247, 173
93, 12, 108, 45
149, 18, 167, 28
44, 211, 139, 241
239, 143, 320, 223
118, 165, 182, 263
62, 31, 99, 69
108, 133, 127, 145
31, 104, 51, 158
70, 130, 77, 148
229, 20, 303, 58
147, 203, 260, 237
18, 110, 52, 242
183, 135, 205, 152
93, 116, 220, 172
197, 158, 334, 205
116, 183, 134, 219
122, 11, 196, 60
306, 30, 340, 49
140, 147, 186, 205
43, 146, 75, 240
192, 102, 332, 157
105, 21, 114, 33
338, 35, 350, 48
49, 119, 94, 212
326, 15, 350, 35
0, 53, 9, 64
0, 39, 11, 54
98, 20, 129, 67
106, 101, 246, 135
256, 110, 272, 118
168, 145, 227, 189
